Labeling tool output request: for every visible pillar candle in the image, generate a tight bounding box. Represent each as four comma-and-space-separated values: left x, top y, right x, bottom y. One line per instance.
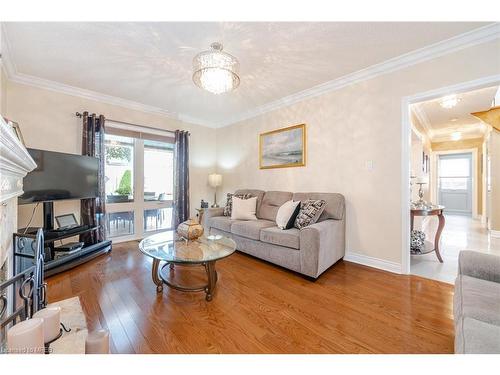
33, 306, 61, 343
7, 318, 44, 354
85, 329, 110, 354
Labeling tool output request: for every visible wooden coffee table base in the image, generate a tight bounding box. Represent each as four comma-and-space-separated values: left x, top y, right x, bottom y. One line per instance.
151, 259, 218, 301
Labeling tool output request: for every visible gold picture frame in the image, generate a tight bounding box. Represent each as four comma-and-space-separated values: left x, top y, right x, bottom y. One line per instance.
259, 123, 306, 169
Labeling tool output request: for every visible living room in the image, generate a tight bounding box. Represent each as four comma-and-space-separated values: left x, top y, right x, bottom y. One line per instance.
1, 0, 500, 372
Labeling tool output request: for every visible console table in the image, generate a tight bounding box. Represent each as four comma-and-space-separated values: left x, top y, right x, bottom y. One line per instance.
410, 205, 445, 262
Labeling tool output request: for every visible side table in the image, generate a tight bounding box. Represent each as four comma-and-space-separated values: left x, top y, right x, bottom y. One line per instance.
410, 205, 445, 263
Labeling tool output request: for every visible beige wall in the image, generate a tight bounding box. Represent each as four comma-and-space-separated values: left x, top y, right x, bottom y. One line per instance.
431, 137, 484, 215
216, 39, 500, 265
490, 131, 500, 232
3, 80, 217, 230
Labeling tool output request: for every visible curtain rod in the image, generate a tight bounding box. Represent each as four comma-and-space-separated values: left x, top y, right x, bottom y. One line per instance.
75, 112, 190, 136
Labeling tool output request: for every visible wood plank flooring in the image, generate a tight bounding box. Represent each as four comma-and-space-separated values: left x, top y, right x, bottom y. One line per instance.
46, 241, 455, 353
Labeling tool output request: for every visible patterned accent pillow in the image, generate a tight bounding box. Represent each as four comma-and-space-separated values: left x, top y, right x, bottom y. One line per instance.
223, 193, 253, 217
410, 230, 426, 254
294, 199, 327, 229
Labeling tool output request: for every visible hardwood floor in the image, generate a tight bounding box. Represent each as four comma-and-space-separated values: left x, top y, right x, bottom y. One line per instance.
47, 241, 455, 354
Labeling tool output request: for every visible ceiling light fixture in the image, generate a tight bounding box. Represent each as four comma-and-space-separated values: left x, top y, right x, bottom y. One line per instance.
440, 95, 461, 109
192, 42, 240, 95
451, 132, 462, 141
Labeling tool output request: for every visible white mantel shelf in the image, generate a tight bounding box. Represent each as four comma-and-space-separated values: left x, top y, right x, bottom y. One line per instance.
0, 117, 36, 203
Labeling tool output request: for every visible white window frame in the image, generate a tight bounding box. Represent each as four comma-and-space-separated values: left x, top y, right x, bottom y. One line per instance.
105, 123, 174, 243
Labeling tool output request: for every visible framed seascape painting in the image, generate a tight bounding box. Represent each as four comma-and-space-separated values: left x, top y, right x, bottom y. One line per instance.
259, 124, 306, 169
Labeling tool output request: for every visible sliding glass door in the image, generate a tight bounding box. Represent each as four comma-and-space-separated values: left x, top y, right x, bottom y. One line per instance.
104, 131, 174, 242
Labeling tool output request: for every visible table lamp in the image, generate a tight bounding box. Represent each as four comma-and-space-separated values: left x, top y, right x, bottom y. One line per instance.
208, 173, 222, 208
415, 175, 429, 206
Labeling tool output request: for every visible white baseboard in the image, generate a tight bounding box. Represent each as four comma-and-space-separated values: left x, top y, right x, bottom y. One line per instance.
343, 252, 402, 274
491, 230, 500, 239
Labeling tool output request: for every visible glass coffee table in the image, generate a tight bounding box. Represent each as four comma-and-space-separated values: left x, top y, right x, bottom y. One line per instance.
139, 231, 236, 301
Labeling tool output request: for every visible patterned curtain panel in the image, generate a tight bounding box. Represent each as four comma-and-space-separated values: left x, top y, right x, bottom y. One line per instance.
173, 130, 190, 228
80, 112, 107, 244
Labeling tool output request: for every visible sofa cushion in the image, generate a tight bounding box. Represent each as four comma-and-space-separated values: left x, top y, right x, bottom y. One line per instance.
260, 226, 300, 250
258, 191, 293, 221
292, 192, 345, 221
223, 192, 253, 217
235, 189, 265, 214
231, 196, 258, 220
454, 275, 500, 326
455, 317, 500, 354
230, 219, 276, 240
276, 200, 301, 229
294, 199, 327, 229
207, 216, 236, 233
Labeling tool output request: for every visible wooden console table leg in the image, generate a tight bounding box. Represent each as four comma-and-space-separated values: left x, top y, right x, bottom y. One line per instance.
204, 261, 217, 301
434, 213, 445, 263
152, 259, 163, 293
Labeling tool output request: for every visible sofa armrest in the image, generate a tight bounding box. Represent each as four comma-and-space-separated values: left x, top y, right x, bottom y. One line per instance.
458, 251, 500, 283
203, 207, 225, 227
299, 219, 345, 278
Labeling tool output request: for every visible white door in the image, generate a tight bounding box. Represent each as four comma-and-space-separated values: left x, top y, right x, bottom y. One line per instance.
438, 152, 472, 215
104, 131, 174, 242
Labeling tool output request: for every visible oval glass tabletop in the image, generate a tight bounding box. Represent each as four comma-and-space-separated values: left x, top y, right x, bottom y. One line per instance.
139, 231, 237, 264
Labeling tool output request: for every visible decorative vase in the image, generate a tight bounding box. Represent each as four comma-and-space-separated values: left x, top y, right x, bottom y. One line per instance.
177, 219, 204, 241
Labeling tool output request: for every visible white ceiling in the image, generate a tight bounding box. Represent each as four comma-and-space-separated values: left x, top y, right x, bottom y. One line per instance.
2, 22, 492, 127
412, 85, 498, 142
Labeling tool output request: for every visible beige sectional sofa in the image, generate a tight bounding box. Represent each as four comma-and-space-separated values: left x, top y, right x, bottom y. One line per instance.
204, 189, 345, 278
454, 251, 500, 353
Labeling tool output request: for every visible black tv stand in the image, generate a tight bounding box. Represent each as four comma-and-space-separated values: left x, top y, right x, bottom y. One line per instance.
15, 201, 112, 277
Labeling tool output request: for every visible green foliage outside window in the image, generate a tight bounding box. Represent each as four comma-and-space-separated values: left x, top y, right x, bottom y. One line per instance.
106, 146, 131, 163
115, 170, 132, 195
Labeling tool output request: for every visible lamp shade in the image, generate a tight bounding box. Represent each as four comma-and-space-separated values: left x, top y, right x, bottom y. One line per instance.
415, 175, 429, 184
208, 174, 222, 188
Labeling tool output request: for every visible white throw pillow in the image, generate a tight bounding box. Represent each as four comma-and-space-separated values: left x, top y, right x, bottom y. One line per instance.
231, 196, 258, 220
275, 200, 301, 229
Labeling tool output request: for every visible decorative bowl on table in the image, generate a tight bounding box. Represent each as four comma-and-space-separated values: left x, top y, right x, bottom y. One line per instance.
177, 219, 204, 241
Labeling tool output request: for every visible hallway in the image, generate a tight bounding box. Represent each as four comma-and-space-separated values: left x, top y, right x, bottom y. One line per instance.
411, 214, 500, 283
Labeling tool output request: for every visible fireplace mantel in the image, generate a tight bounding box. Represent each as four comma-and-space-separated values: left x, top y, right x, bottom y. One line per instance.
0, 117, 36, 268
0, 118, 36, 203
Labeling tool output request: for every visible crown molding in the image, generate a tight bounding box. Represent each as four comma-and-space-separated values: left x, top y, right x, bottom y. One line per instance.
412, 104, 434, 140
5, 72, 219, 129
0, 23, 217, 129
2, 22, 499, 129
219, 23, 500, 127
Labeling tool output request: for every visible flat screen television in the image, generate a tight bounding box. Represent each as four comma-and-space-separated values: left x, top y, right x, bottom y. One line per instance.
18, 148, 99, 204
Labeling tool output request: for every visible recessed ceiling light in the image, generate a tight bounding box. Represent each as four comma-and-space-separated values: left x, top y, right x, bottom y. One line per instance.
440, 95, 461, 109
450, 118, 458, 122
451, 132, 462, 141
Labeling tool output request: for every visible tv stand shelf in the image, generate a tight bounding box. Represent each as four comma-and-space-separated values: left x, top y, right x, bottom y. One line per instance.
14, 202, 112, 277
19, 226, 99, 243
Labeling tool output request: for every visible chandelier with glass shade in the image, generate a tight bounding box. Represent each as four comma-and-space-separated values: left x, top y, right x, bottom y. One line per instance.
192, 42, 240, 94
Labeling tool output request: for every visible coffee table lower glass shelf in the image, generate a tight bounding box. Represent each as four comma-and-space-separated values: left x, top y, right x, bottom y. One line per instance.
139, 231, 236, 301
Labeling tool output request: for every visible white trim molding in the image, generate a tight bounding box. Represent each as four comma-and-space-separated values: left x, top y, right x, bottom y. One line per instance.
2, 22, 499, 129
0, 23, 216, 129
491, 230, 500, 239
412, 104, 434, 140
221, 23, 500, 127
401, 74, 500, 275
0, 117, 37, 203
344, 252, 402, 274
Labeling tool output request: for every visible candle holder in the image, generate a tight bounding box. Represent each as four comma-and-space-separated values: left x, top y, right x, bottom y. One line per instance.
44, 322, 71, 354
